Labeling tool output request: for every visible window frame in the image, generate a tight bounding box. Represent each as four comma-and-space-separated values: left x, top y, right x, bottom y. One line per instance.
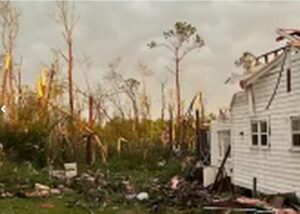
290, 116, 300, 149
250, 119, 270, 148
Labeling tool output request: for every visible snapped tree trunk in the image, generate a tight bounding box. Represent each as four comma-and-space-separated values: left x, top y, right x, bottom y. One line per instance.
175, 57, 181, 146
132, 99, 140, 142
68, 39, 74, 118
1, 67, 8, 106
195, 109, 200, 156
168, 106, 173, 151
86, 95, 94, 165
161, 81, 166, 121
1, 48, 16, 122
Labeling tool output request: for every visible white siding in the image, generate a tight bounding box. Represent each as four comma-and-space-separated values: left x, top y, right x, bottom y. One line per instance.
210, 120, 232, 176
231, 50, 300, 194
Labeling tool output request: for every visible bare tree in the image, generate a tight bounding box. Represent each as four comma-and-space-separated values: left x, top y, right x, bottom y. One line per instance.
122, 78, 140, 132
105, 57, 127, 118
148, 21, 204, 145
0, 0, 20, 120
105, 58, 141, 140
137, 62, 153, 120
53, 1, 79, 117
94, 85, 112, 123
0, 1, 20, 52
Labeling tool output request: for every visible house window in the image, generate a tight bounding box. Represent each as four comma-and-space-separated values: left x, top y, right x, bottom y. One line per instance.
217, 130, 231, 158
291, 117, 300, 147
251, 120, 269, 146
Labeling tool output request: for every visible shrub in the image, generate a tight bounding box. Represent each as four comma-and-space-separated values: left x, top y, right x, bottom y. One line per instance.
0, 123, 49, 167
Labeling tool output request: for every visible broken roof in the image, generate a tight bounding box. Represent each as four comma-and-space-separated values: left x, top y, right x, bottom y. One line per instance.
226, 29, 300, 111
236, 28, 300, 89
276, 28, 300, 47
240, 49, 287, 89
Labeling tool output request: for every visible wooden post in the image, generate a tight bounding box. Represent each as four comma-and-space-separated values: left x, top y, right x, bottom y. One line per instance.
86, 95, 94, 165
252, 177, 257, 198
196, 92, 205, 159
210, 145, 231, 193
200, 92, 207, 162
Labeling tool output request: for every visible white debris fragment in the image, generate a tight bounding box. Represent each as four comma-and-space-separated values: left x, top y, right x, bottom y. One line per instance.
171, 176, 180, 190
64, 163, 77, 178
125, 193, 136, 200
50, 188, 61, 195
157, 160, 166, 167
35, 183, 50, 191
136, 192, 149, 201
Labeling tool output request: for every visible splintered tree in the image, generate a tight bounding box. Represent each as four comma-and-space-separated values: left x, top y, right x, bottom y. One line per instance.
148, 21, 204, 145
0, 0, 20, 121
53, 1, 79, 118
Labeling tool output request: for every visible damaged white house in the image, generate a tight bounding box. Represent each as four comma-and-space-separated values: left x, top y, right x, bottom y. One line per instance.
211, 29, 300, 195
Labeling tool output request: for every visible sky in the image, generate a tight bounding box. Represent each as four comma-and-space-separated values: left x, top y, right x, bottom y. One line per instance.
11, 1, 300, 118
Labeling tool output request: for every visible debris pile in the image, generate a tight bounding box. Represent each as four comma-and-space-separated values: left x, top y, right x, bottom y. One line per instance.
0, 182, 63, 199
144, 158, 209, 208
50, 162, 78, 183
148, 175, 212, 209
205, 194, 300, 214
71, 170, 109, 203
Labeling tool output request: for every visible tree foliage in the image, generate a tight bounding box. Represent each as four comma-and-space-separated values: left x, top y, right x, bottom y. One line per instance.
148, 21, 204, 61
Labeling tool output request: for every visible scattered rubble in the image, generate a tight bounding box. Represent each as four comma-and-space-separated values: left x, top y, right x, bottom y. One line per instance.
58, 184, 74, 194
125, 193, 136, 200
29, 183, 51, 198
122, 178, 136, 194
0, 190, 13, 198
148, 174, 213, 209
50, 170, 65, 180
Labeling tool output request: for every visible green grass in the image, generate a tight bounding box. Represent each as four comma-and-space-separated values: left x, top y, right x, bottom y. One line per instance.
0, 193, 148, 214
0, 196, 205, 214
0, 196, 86, 214
0, 161, 49, 192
